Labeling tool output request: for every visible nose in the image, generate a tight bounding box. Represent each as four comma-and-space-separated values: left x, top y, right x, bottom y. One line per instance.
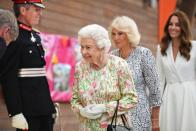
113, 34, 119, 40
39, 10, 42, 16
36, 8, 42, 16
81, 48, 87, 55
171, 24, 176, 29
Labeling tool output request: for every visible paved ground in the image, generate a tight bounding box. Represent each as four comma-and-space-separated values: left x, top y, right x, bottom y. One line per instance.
54, 103, 79, 131
0, 102, 159, 131
0, 103, 79, 131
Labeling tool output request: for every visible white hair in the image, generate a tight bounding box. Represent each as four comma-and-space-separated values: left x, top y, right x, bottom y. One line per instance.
0, 9, 19, 41
78, 24, 111, 53
109, 16, 141, 47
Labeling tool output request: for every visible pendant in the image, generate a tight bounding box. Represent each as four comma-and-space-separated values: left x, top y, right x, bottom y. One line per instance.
31, 33, 36, 42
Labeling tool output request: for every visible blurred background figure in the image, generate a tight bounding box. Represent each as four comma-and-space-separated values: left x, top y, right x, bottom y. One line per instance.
53, 63, 71, 91
109, 16, 161, 131
157, 10, 196, 131
0, 9, 18, 59
71, 24, 137, 131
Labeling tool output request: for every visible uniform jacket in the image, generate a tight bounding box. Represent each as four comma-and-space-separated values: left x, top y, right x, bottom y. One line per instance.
0, 22, 55, 117
0, 37, 6, 59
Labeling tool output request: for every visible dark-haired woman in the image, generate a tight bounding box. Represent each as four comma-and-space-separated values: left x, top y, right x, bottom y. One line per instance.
156, 10, 196, 131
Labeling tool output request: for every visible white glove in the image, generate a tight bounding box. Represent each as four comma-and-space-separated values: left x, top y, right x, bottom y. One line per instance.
80, 107, 102, 119
53, 103, 59, 123
11, 113, 28, 130
54, 103, 59, 117
85, 104, 106, 114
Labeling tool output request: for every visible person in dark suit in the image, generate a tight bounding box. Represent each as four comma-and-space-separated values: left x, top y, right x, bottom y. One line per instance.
0, 9, 18, 59
0, 0, 56, 130
0, 9, 18, 112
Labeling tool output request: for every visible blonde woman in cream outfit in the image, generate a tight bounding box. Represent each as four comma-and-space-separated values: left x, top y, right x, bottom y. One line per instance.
109, 16, 161, 131
71, 24, 137, 131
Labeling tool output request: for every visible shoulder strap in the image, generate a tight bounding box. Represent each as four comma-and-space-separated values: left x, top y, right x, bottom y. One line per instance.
110, 100, 119, 126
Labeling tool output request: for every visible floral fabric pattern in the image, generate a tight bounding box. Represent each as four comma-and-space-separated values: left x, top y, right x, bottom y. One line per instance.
71, 54, 137, 131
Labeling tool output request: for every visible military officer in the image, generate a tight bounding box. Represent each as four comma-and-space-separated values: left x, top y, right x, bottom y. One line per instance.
0, 0, 56, 131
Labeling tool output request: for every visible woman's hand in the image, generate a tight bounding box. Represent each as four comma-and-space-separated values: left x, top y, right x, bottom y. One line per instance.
85, 104, 106, 114
80, 107, 102, 119
151, 106, 160, 131
79, 104, 106, 119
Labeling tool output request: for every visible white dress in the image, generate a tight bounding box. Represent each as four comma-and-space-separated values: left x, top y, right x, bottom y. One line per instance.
156, 41, 196, 131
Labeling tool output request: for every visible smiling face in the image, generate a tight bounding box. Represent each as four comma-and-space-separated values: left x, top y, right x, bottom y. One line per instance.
168, 15, 181, 40
111, 28, 129, 49
20, 5, 42, 26
80, 38, 102, 64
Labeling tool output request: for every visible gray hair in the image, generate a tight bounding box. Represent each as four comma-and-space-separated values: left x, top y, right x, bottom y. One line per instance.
13, 3, 32, 18
109, 16, 141, 47
78, 24, 111, 53
0, 9, 19, 41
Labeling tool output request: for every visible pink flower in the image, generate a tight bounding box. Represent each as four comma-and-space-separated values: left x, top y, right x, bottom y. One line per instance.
125, 80, 133, 87
79, 90, 84, 95
102, 70, 106, 75
88, 89, 94, 96
91, 81, 96, 88
100, 122, 108, 128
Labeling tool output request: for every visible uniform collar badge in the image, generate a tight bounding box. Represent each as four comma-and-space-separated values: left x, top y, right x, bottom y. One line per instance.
31, 33, 36, 42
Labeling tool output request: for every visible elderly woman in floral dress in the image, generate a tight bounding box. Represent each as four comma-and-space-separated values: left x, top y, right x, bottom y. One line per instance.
71, 24, 137, 131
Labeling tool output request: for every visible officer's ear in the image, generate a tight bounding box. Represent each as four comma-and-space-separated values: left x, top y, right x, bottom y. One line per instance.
19, 6, 27, 16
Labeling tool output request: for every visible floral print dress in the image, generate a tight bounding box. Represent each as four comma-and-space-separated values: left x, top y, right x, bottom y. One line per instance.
111, 46, 161, 131
71, 54, 137, 131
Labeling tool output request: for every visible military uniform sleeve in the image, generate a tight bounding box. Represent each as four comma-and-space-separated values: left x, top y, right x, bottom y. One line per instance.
0, 40, 23, 117
0, 37, 7, 59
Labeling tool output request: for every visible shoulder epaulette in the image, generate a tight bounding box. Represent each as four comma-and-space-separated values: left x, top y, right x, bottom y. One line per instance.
19, 23, 32, 31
